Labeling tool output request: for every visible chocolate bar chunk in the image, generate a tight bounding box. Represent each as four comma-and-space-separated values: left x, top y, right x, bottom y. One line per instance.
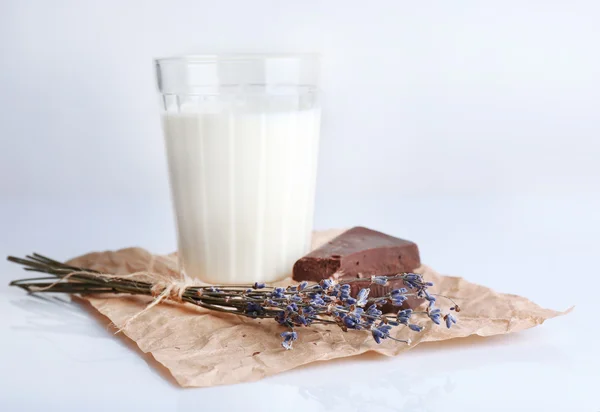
293, 227, 422, 312
293, 226, 420, 282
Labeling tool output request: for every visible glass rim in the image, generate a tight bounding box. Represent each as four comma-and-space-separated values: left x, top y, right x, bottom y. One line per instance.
155, 53, 320, 65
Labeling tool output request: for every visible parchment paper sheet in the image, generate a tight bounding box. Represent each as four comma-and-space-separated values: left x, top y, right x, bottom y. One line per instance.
68, 229, 569, 388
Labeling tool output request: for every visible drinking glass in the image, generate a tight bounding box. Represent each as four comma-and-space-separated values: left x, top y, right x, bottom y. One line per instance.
155, 54, 320, 284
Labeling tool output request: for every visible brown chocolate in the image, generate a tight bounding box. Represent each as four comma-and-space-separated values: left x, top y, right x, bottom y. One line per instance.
293, 227, 423, 313
293, 226, 421, 281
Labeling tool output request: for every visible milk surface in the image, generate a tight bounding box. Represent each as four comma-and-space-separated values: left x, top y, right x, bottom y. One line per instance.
163, 108, 320, 283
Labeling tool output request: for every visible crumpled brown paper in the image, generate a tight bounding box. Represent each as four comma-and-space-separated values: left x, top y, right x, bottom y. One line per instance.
68, 229, 569, 388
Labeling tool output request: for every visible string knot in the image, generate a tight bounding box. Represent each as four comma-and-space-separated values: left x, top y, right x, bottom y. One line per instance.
150, 281, 189, 303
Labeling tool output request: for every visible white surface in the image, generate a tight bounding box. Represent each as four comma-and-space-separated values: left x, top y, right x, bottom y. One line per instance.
1, 0, 599, 410
0, 196, 597, 411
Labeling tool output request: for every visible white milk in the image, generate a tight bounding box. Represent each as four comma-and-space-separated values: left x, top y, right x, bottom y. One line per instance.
163, 108, 320, 284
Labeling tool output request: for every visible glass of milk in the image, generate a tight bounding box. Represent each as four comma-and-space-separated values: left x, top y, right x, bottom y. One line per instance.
155, 54, 320, 284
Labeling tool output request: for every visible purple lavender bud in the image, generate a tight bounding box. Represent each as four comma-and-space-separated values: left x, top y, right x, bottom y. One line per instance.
245, 302, 265, 317
275, 311, 286, 324
271, 287, 286, 299
294, 315, 308, 326
367, 304, 382, 317
403, 280, 418, 289
405, 273, 421, 281
302, 306, 316, 316
291, 295, 303, 302
390, 288, 407, 295
281, 331, 297, 339
445, 314, 457, 329
423, 291, 436, 302
253, 282, 266, 289
387, 320, 400, 326
372, 328, 384, 344
371, 276, 388, 286
320, 279, 334, 289
425, 282, 434, 287
280, 331, 298, 350
311, 294, 326, 306
356, 288, 370, 306
397, 308, 413, 317
391, 295, 407, 306
245, 288, 253, 293
343, 316, 358, 329
340, 284, 351, 291
298, 281, 308, 291
346, 297, 357, 305
409, 324, 423, 332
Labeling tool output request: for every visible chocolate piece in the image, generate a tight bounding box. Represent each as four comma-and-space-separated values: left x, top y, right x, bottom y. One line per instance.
293, 226, 421, 281
293, 227, 423, 313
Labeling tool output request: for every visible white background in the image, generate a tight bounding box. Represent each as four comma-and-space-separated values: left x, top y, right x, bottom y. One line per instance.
1, 1, 599, 411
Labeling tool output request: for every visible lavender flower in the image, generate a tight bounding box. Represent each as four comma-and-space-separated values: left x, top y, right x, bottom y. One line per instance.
356, 288, 370, 306
371, 324, 393, 344
423, 290, 436, 303
445, 313, 457, 329
391, 294, 407, 306
301, 306, 316, 316
403, 273, 422, 289
404, 273, 421, 281
271, 287, 286, 299
320, 279, 334, 290
408, 324, 423, 332
310, 294, 326, 306
281, 331, 298, 350
371, 275, 388, 286
428, 308, 442, 325
293, 315, 309, 326
367, 304, 382, 317
8, 254, 459, 351
397, 309, 413, 324
275, 311, 289, 326
342, 315, 359, 329
245, 302, 264, 317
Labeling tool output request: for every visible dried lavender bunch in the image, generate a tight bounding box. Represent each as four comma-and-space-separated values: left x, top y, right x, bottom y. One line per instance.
8, 254, 459, 350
